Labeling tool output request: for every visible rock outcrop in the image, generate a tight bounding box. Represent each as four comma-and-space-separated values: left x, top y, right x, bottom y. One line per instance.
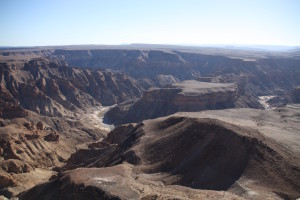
44, 132, 59, 142
105, 80, 261, 125
36, 121, 45, 130
1, 159, 33, 174
0, 86, 27, 119
0, 173, 16, 188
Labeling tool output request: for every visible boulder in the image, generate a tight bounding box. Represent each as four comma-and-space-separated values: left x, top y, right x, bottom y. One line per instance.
25, 133, 39, 140
44, 132, 59, 142
36, 121, 45, 130
1, 159, 34, 174
0, 173, 16, 188
23, 122, 34, 130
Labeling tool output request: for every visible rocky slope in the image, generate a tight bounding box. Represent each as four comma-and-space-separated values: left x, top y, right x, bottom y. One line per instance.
105, 80, 262, 125
0, 58, 144, 197
0, 109, 107, 197
0, 59, 143, 119
22, 105, 300, 200
20, 164, 243, 200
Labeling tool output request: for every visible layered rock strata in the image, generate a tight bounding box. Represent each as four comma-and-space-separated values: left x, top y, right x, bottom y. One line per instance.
105, 80, 261, 124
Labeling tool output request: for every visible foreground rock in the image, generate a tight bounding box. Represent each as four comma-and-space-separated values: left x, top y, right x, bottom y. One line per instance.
105, 80, 262, 125
22, 105, 300, 200
20, 164, 243, 200
0, 110, 105, 197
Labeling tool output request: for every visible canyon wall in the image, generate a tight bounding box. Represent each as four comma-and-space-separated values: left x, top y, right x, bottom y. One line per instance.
2, 48, 299, 96
105, 80, 261, 124
49, 49, 300, 95
0, 59, 143, 118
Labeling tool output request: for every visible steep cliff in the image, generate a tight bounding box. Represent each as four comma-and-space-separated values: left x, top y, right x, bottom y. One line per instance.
105, 80, 261, 125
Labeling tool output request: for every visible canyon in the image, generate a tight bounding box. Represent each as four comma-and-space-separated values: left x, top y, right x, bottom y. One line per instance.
0, 45, 300, 200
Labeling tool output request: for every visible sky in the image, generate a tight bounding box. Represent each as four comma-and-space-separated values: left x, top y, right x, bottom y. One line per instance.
0, 0, 300, 46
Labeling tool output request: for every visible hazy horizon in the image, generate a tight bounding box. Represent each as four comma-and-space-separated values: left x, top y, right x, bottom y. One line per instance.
1, 43, 299, 52
1, 0, 300, 46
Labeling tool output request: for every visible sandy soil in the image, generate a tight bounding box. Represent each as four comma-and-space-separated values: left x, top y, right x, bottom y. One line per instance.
258, 95, 276, 110
6, 168, 55, 197
78, 106, 115, 133
21, 164, 244, 200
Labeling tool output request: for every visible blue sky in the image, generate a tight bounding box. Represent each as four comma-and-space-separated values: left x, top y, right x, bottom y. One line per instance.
1, 0, 299, 46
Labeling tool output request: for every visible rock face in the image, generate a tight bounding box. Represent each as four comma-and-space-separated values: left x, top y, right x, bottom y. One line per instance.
0, 87, 27, 119
0, 59, 143, 118
105, 80, 261, 125
143, 81, 238, 107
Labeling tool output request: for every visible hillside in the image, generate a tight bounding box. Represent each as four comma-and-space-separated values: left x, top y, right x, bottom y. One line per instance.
22, 105, 300, 200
